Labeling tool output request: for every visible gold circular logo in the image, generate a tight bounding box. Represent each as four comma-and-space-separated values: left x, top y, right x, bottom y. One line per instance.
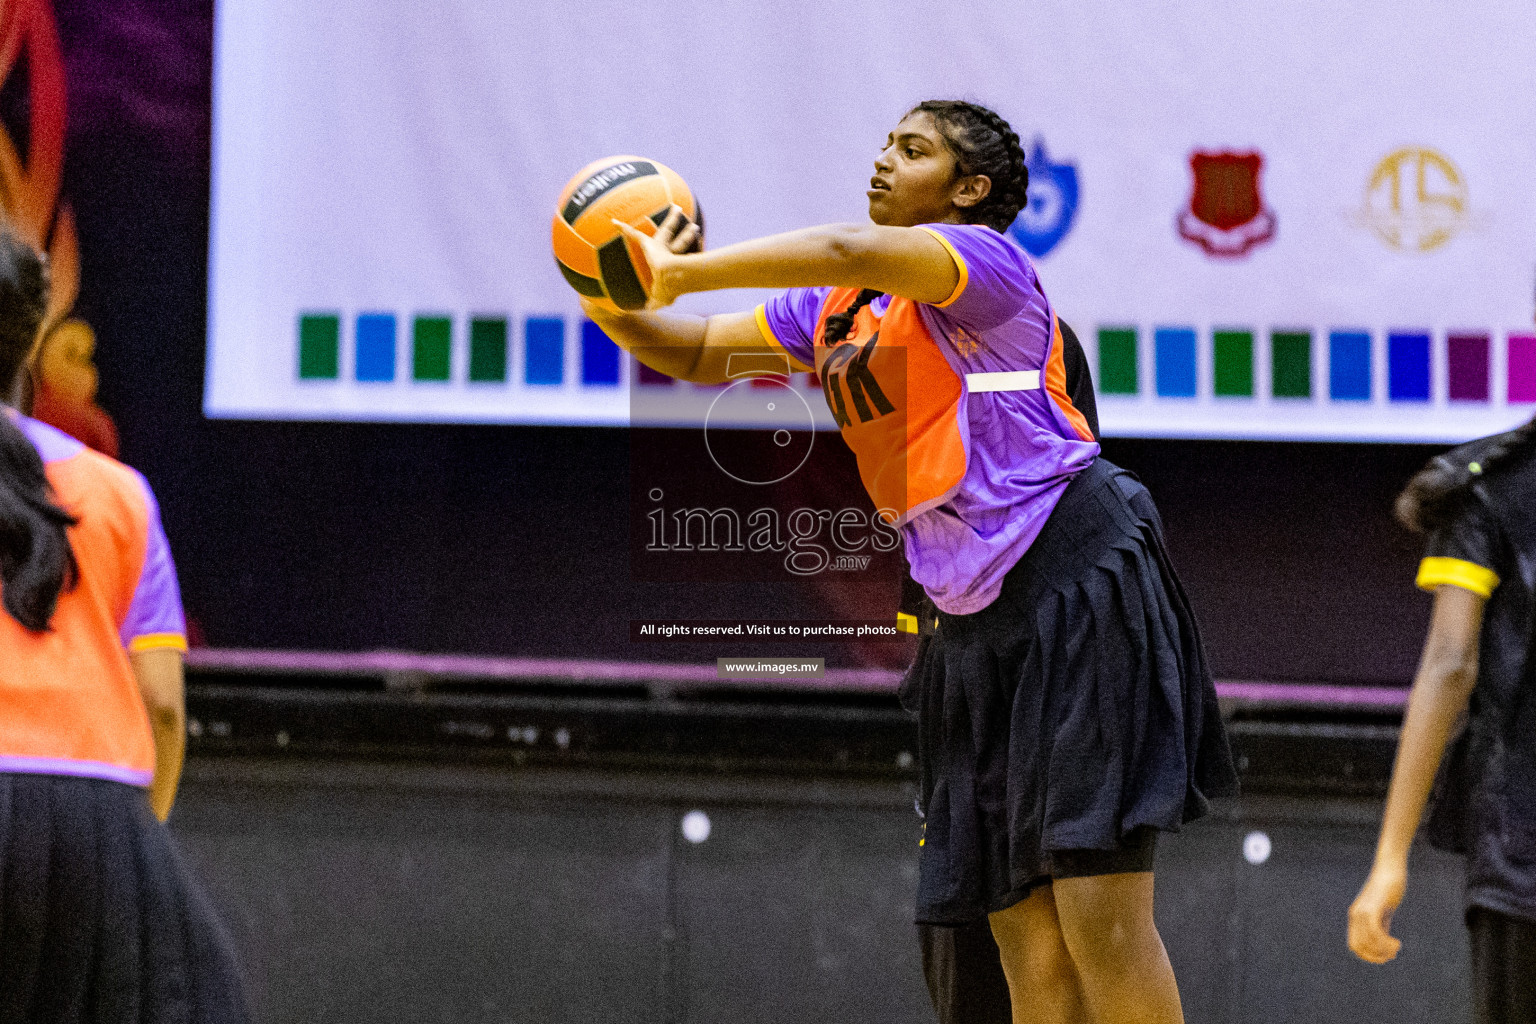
1362, 148, 1468, 252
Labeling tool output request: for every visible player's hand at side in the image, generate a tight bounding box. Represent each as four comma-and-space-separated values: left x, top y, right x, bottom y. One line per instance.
1348, 862, 1406, 964
612, 206, 699, 310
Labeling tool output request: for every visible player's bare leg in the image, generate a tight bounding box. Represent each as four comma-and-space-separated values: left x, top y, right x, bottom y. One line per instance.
988, 884, 1089, 1024
1052, 872, 1182, 1024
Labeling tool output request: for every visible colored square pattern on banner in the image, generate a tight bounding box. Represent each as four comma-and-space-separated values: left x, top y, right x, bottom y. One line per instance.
1080, 324, 1534, 408
413, 316, 451, 381
1329, 332, 1371, 401
1098, 328, 1138, 395
1388, 332, 1430, 402
1155, 328, 1196, 397
525, 318, 564, 385
1448, 334, 1490, 402
283, 308, 1536, 435
469, 318, 508, 383
1271, 331, 1311, 398
355, 314, 397, 382
582, 321, 620, 386
1512, 335, 1536, 404
298, 314, 340, 380
1213, 331, 1254, 397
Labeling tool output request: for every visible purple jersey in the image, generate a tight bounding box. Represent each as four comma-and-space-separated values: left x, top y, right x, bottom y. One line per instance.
758, 223, 1100, 614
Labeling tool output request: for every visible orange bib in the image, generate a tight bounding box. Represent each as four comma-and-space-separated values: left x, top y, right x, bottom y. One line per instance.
812, 289, 968, 523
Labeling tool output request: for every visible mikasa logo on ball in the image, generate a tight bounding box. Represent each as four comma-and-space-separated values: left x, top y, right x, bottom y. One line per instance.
561, 161, 657, 223
572, 164, 639, 206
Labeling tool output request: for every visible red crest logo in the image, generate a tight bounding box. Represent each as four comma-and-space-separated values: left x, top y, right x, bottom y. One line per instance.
1176, 151, 1276, 259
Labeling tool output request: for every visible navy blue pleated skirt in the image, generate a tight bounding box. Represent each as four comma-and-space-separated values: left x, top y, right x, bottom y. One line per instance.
904, 457, 1238, 924
0, 773, 249, 1024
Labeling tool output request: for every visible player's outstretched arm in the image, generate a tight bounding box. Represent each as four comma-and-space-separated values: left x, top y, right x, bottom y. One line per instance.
1348, 584, 1483, 964
589, 206, 963, 383
580, 302, 762, 385
615, 208, 960, 309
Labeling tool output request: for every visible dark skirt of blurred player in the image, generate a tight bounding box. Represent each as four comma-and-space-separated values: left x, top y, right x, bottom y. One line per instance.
0, 228, 249, 1022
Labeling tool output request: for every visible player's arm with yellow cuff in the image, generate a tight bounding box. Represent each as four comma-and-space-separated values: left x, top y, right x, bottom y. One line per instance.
1415, 557, 1500, 599
625, 219, 960, 307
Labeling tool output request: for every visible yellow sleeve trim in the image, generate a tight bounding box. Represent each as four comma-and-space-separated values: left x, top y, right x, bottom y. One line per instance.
128, 632, 189, 654
919, 226, 969, 308
1416, 557, 1500, 599
754, 304, 814, 373
897, 612, 919, 635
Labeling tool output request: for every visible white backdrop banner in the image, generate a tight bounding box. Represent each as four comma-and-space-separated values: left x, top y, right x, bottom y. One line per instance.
206, 0, 1536, 441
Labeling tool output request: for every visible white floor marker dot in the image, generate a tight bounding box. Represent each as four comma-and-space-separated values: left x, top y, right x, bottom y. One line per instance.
682, 810, 712, 844
1243, 830, 1272, 865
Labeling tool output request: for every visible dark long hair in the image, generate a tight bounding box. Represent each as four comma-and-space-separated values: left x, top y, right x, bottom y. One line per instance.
1396, 414, 1536, 534
825, 101, 1029, 348
0, 227, 76, 631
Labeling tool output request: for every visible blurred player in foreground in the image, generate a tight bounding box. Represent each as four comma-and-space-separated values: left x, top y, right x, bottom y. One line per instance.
0, 227, 248, 1022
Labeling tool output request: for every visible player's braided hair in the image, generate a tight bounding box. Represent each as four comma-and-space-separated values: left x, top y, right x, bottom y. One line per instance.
822, 288, 884, 347
1396, 413, 1536, 533
909, 100, 1029, 235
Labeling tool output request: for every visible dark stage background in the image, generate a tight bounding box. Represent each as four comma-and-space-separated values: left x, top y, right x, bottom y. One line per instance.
58, 0, 1437, 685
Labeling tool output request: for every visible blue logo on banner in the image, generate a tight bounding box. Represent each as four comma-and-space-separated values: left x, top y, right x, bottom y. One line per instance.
1009, 138, 1079, 258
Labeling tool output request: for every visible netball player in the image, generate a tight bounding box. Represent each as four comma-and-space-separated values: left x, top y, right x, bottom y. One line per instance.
0, 228, 248, 1021
1349, 414, 1536, 1023
588, 100, 1236, 1023
902, 315, 1100, 1024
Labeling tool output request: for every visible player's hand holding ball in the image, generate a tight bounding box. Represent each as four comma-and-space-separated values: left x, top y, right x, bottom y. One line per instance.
551, 155, 702, 315
611, 207, 699, 310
